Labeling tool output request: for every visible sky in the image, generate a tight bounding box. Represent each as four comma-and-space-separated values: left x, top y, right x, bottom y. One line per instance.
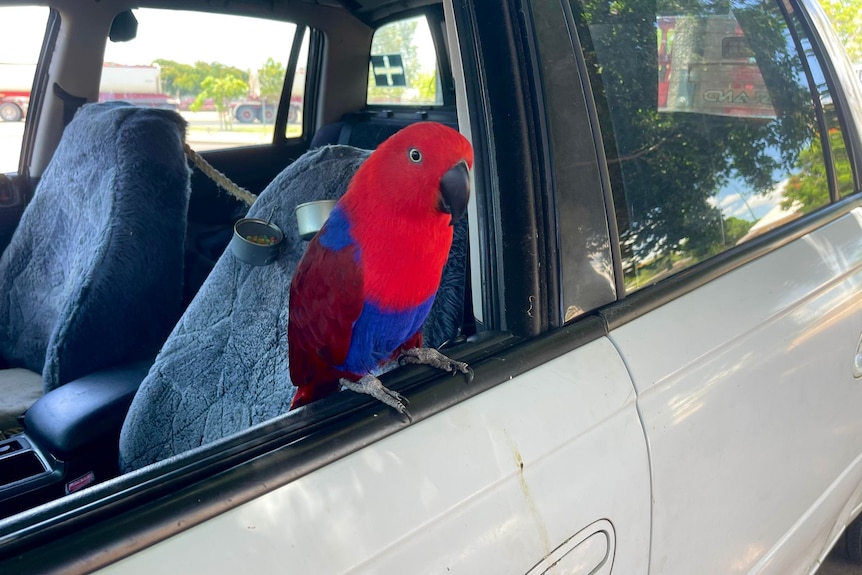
104, 9, 298, 70
711, 182, 785, 221
0, 7, 46, 63
0, 6, 298, 70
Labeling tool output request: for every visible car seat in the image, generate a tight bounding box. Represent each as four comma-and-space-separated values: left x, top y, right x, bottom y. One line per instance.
0, 102, 191, 432
119, 144, 469, 471
310, 108, 459, 150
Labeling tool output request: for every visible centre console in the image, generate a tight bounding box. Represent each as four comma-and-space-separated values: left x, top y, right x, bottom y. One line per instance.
0, 360, 151, 519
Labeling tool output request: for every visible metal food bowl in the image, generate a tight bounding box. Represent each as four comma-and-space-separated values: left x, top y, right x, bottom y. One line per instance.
295, 199, 337, 241
230, 218, 284, 266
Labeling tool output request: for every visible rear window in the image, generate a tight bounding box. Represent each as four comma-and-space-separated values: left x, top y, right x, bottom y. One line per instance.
367, 15, 441, 106
102, 8, 305, 150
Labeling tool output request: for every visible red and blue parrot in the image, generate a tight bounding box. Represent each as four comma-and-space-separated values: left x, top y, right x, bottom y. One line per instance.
287, 122, 474, 416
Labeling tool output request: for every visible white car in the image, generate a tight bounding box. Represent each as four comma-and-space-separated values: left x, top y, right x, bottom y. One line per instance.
1, 0, 861, 574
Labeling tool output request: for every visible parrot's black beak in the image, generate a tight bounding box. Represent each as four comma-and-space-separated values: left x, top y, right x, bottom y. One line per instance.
438, 160, 470, 225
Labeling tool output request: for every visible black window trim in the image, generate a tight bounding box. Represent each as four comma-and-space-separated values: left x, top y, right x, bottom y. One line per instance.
272, 24, 308, 144
559, 0, 627, 301
301, 26, 325, 146
779, 0, 840, 203
790, 0, 862, 193
513, 0, 560, 331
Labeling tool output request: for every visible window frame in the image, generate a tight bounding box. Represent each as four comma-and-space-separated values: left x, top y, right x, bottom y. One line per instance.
273, 24, 308, 144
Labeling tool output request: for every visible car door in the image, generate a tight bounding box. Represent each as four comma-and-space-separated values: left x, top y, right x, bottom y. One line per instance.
75, 2, 655, 573
565, 0, 862, 572
0, 1, 652, 574
89, 336, 649, 575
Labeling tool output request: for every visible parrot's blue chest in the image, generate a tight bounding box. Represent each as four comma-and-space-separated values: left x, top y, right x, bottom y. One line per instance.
339, 296, 434, 375
319, 204, 436, 374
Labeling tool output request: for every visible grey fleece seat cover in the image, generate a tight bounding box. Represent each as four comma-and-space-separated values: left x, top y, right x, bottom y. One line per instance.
0, 102, 190, 402
119, 144, 468, 471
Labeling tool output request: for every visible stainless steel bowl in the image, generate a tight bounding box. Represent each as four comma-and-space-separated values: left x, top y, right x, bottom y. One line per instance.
295, 199, 337, 241
230, 218, 284, 266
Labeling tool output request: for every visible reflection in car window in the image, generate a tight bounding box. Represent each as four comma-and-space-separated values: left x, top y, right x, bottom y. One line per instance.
0, 6, 50, 173
367, 16, 441, 106
572, 0, 836, 292
785, 10, 856, 201
102, 9, 303, 151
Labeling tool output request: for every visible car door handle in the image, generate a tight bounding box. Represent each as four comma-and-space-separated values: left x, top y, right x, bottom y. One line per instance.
525, 519, 614, 575
853, 335, 862, 378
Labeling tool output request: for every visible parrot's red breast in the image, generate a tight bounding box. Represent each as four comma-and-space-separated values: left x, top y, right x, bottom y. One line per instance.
288, 122, 473, 409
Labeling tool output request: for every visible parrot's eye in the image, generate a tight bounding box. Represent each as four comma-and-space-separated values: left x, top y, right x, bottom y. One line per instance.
408, 148, 422, 163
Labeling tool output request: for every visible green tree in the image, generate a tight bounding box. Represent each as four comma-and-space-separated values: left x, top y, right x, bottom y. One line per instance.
820, 0, 862, 62
153, 59, 197, 96
257, 57, 286, 123
192, 75, 249, 129
576, 0, 813, 270
415, 70, 438, 102
723, 216, 755, 245
258, 57, 285, 101
783, 127, 853, 213
154, 59, 248, 99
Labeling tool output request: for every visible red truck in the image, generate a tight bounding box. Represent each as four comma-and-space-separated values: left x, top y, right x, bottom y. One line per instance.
0, 62, 177, 122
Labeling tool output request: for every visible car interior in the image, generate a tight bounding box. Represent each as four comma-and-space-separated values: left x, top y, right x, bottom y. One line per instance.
0, 0, 481, 519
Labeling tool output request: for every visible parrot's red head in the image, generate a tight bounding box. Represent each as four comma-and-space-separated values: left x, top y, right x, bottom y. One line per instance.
341, 122, 474, 227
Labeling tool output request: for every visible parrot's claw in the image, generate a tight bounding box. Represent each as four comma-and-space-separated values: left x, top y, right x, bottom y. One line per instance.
341, 374, 411, 420
399, 347, 473, 383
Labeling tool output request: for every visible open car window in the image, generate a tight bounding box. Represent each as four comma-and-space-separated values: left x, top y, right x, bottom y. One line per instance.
101, 8, 304, 151
367, 15, 441, 106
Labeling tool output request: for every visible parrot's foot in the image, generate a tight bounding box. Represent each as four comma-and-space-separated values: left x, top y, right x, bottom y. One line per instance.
341, 374, 411, 420
399, 347, 474, 384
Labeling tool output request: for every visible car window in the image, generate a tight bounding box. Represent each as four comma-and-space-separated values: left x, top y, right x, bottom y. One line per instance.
571, 0, 848, 292
367, 15, 441, 106
102, 8, 304, 151
0, 6, 50, 173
